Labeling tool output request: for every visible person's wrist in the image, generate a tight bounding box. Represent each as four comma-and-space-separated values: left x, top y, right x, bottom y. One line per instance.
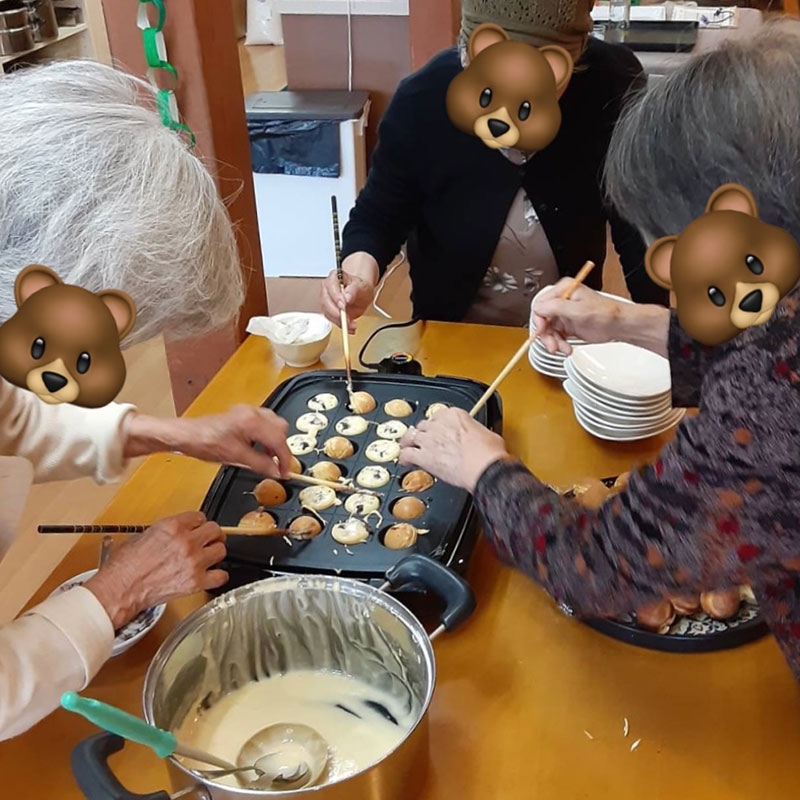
465, 449, 511, 493
85, 568, 141, 630
618, 304, 670, 358
122, 413, 192, 459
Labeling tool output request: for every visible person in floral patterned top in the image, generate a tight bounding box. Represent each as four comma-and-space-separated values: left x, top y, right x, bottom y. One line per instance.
398, 21, 800, 681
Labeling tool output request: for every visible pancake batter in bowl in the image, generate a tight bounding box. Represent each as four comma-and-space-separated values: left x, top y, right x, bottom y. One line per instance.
176, 671, 414, 789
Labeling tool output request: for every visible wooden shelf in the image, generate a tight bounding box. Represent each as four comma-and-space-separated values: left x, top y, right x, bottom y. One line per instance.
1, 23, 88, 67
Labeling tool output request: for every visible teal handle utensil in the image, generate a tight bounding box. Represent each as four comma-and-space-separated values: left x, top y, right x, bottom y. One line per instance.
62, 692, 177, 758
61, 692, 238, 771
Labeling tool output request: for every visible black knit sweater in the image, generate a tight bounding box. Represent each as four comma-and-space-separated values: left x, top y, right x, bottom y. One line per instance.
341, 39, 670, 317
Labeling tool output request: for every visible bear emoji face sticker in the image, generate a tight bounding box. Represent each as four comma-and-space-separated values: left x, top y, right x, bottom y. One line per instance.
0, 265, 136, 407
446, 23, 573, 152
646, 184, 800, 347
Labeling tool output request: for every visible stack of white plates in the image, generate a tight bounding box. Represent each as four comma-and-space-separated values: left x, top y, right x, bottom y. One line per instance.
528, 287, 634, 380
563, 342, 685, 441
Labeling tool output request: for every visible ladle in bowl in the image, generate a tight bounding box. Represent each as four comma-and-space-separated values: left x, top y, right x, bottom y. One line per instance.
196, 757, 309, 789
236, 723, 329, 791
60, 693, 263, 778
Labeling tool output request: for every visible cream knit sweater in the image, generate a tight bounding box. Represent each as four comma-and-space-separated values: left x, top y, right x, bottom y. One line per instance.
0, 379, 135, 740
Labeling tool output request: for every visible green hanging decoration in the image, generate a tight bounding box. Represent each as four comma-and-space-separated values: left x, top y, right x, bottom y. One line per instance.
138, 0, 196, 148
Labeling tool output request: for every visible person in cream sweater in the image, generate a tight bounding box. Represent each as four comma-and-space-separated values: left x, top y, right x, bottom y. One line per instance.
0, 61, 291, 739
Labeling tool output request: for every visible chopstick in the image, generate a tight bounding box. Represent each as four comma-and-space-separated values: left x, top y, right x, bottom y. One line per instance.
331, 196, 355, 400
469, 261, 595, 418
286, 471, 380, 496
38, 524, 292, 536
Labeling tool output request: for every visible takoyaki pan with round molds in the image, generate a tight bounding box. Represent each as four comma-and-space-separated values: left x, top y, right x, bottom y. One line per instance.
200, 370, 502, 585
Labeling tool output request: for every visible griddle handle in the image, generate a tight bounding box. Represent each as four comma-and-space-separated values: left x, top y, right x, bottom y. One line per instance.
385, 554, 476, 632
71, 732, 172, 800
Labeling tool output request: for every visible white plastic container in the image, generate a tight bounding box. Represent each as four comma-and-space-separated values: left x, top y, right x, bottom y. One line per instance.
259, 312, 332, 367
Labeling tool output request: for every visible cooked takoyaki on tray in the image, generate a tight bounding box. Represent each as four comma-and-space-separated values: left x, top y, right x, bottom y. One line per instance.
200, 370, 502, 589
557, 475, 768, 653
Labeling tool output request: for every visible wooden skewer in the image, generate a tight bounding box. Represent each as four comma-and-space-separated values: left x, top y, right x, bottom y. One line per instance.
39, 524, 292, 536
469, 261, 595, 418
331, 196, 355, 398
286, 471, 380, 496
339, 307, 354, 397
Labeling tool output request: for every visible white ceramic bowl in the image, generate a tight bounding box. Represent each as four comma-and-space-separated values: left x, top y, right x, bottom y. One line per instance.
564, 361, 673, 413
569, 341, 671, 399
49, 569, 165, 657
266, 312, 332, 368
573, 402, 685, 442
528, 348, 567, 379
563, 380, 674, 424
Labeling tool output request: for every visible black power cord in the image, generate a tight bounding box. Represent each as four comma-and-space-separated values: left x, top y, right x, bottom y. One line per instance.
358, 318, 424, 374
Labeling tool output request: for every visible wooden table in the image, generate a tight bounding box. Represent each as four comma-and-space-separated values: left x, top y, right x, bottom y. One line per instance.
5, 321, 799, 799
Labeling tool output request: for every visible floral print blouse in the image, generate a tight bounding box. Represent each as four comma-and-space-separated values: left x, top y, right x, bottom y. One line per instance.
473, 289, 800, 680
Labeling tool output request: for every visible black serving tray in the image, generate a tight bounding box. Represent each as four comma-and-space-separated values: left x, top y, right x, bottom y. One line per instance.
560, 477, 769, 653
201, 370, 502, 592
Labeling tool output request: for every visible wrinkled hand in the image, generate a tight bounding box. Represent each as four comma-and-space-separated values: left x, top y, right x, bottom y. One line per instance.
175, 406, 292, 476
85, 511, 227, 629
399, 408, 509, 493
321, 270, 376, 334
124, 405, 292, 478
531, 278, 626, 356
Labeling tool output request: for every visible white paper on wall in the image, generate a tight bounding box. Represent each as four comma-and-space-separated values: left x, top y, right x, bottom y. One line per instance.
246, 0, 285, 45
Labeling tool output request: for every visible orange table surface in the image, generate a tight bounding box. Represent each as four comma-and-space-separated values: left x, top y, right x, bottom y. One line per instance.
4, 320, 799, 799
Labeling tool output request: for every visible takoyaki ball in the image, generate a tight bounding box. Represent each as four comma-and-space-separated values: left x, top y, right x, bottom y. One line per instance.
572, 478, 610, 509
401, 470, 434, 493
365, 440, 400, 463
238, 510, 277, 533
425, 402, 449, 419
298, 486, 338, 511
384, 523, 418, 550
323, 436, 355, 459
700, 589, 741, 620
614, 472, 631, 490
253, 479, 287, 506
308, 393, 338, 412
288, 515, 323, 540
607, 472, 630, 499
384, 399, 414, 418
296, 412, 329, 434
635, 599, 675, 634
376, 420, 408, 440
667, 593, 701, 615
357, 466, 391, 489
739, 585, 757, 604
287, 434, 317, 456
272, 454, 303, 474
344, 493, 381, 516
335, 416, 368, 436
392, 497, 426, 520
349, 391, 376, 414
307, 461, 342, 482
332, 519, 370, 545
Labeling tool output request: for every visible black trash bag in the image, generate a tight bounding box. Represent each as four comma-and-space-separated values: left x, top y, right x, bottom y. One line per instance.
247, 119, 341, 178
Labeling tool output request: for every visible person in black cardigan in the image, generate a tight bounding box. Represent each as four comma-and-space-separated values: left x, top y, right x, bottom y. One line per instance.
321, 0, 669, 330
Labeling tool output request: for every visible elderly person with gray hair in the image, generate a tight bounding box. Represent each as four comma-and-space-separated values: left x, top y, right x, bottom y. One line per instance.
0, 60, 293, 740
399, 19, 800, 682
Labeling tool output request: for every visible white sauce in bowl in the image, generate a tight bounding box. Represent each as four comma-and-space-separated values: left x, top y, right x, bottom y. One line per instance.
176, 671, 414, 789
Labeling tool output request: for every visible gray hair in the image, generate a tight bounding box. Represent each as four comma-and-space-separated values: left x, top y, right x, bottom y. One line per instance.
605, 19, 800, 246
0, 60, 245, 347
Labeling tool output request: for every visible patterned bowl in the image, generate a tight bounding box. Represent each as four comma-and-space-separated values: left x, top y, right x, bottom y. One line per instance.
49, 569, 166, 657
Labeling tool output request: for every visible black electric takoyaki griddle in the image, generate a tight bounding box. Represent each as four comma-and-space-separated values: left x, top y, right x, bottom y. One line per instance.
201, 369, 502, 595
